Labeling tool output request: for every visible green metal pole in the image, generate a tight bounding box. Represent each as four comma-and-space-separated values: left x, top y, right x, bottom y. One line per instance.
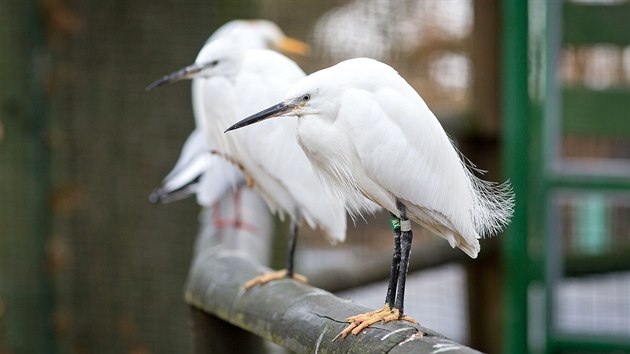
0, 1, 54, 353
501, 0, 529, 353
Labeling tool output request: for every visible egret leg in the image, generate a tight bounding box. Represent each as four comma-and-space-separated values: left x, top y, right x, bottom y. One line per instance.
336, 205, 417, 340
385, 213, 402, 309
395, 229, 413, 314
393, 201, 416, 323
286, 218, 299, 277
242, 218, 307, 290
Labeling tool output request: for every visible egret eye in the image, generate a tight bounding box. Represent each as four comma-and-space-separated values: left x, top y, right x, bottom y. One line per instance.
302, 94, 310, 102
209, 60, 219, 67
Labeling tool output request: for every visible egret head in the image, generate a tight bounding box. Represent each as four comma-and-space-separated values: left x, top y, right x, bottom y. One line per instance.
225, 71, 339, 132
146, 38, 243, 91
267, 29, 310, 57
217, 20, 309, 56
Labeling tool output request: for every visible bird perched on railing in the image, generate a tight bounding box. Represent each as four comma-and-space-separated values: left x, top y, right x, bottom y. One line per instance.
147, 26, 346, 288
226, 57, 514, 338
148, 19, 309, 207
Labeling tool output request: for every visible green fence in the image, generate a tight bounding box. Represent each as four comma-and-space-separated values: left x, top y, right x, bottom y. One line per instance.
503, 1, 630, 353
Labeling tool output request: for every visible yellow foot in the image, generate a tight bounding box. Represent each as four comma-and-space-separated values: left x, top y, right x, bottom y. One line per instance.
242, 270, 307, 290
336, 304, 417, 339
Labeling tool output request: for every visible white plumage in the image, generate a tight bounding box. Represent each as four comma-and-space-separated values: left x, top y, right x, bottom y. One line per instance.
148, 126, 248, 205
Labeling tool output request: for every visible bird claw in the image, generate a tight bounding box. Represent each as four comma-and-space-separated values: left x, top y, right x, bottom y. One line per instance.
399, 315, 418, 324
346, 305, 391, 323
242, 270, 307, 290
336, 305, 417, 339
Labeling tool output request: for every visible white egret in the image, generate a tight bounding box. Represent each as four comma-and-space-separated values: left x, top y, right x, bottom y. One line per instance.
148, 19, 310, 206
226, 57, 514, 337
147, 36, 346, 287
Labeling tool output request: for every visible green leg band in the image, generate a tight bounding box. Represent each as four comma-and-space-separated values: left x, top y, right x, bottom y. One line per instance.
390, 215, 401, 231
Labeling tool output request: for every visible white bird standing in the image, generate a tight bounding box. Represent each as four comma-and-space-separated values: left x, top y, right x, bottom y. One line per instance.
148, 19, 309, 206
147, 33, 346, 287
226, 57, 514, 337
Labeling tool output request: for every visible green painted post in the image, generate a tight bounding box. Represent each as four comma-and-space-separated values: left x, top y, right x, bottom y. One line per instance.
0, 1, 54, 353
501, 1, 529, 353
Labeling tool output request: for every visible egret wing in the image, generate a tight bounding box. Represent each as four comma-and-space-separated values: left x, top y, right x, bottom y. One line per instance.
339, 89, 480, 256
149, 129, 206, 204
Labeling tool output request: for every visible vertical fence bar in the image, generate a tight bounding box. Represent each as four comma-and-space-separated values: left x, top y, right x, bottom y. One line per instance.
501, 1, 530, 353
0, 0, 53, 353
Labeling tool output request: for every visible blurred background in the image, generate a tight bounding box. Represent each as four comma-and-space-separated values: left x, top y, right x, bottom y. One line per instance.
1, 0, 629, 353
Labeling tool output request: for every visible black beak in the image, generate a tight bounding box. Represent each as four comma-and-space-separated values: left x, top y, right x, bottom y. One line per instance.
225, 101, 294, 132
145, 63, 204, 91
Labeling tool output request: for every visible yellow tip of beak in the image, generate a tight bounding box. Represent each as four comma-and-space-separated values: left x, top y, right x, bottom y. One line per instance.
276, 37, 310, 56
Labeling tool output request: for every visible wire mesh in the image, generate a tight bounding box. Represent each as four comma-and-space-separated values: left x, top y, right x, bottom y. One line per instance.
552, 191, 630, 339
557, 192, 630, 257
556, 271, 630, 338
46, 1, 261, 353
